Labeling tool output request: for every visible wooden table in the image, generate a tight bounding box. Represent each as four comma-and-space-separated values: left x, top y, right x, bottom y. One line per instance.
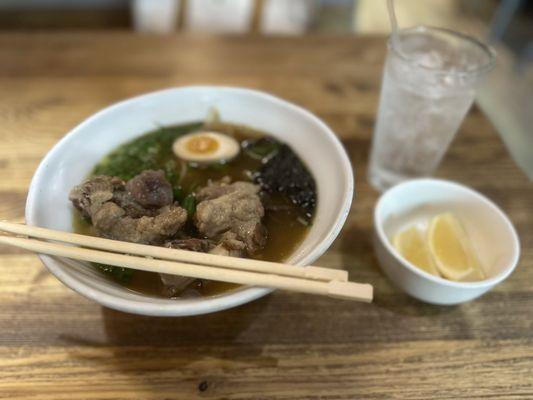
0, 33, 532, 400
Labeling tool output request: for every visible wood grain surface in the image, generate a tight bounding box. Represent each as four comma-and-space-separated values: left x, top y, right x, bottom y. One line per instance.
0, 33, 532, 400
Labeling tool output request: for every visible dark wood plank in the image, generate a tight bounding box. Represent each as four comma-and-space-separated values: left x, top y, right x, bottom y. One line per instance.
0, 9, 130, 30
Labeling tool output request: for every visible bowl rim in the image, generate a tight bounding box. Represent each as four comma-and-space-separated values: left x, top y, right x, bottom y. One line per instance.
25, 85, 354, 316
374, 178, 520, 289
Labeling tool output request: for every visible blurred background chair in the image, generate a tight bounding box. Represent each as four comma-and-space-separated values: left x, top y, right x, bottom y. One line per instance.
130, 0, 326, 35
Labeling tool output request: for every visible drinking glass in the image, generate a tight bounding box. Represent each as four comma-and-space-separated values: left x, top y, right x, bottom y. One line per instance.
368, 26, 495, 191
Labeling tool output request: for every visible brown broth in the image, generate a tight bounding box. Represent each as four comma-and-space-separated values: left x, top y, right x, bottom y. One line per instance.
72, 122, 313, 299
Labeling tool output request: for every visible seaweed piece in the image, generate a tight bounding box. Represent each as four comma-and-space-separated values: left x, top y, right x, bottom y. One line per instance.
255, 144, 316, 220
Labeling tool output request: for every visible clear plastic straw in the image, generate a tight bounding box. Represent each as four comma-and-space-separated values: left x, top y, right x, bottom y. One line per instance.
387, 0, 402, 53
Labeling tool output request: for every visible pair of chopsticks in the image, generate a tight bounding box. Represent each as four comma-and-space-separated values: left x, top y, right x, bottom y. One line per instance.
0, 221, 373, 302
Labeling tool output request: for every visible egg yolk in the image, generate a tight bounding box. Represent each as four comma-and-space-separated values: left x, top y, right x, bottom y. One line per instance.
185, 136, 219, 154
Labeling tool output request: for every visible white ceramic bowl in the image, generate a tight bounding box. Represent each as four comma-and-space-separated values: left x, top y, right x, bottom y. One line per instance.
374, 178, 520, 305
26, 86, 354, 316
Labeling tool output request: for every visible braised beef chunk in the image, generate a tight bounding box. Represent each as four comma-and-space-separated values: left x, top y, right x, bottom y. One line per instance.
159, 274, 196, 298
69, 172, 187, 244
112, 189, 158, 218
195, 176, 235, 201
209, 231, 247, 258
69, 175, 124, 219
161, 238, 214, 297
92, 203, 187, 244
69, 174, 153, 219
126, 170, 173, 209
164, 238, 214, 253
255, 144, 316, 220
195, 179, 267, 255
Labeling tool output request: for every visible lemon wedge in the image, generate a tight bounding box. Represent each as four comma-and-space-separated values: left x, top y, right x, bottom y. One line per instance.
427, 213, 485, 281
393, 226, 440, 276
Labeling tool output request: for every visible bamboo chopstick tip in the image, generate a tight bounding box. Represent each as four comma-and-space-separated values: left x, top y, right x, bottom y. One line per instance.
327, 281, 373, 302
361, 284, 374, 302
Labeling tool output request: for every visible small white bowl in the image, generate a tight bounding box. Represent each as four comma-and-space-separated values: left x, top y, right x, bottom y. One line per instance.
373, 178, 520, 305
25, 86, 354, 316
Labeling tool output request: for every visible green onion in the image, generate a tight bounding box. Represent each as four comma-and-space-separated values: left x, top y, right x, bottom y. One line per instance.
164, 159, 179, 185
297, 216, 311, 227
182, 194, 197, 219
172, 185, 185, 203
210, 162, 229, 171
245, 141, 280, 159
94, 263, 134, 284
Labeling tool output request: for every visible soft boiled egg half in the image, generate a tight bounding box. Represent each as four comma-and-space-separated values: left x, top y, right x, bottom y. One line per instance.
172, 131, 240, 164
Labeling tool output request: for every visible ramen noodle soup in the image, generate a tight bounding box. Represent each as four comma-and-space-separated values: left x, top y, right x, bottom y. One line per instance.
70, 120, 317, 298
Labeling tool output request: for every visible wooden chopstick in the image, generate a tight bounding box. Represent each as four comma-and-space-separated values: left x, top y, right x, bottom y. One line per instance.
0, 221, 347, 282
0, 235, 373, 302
